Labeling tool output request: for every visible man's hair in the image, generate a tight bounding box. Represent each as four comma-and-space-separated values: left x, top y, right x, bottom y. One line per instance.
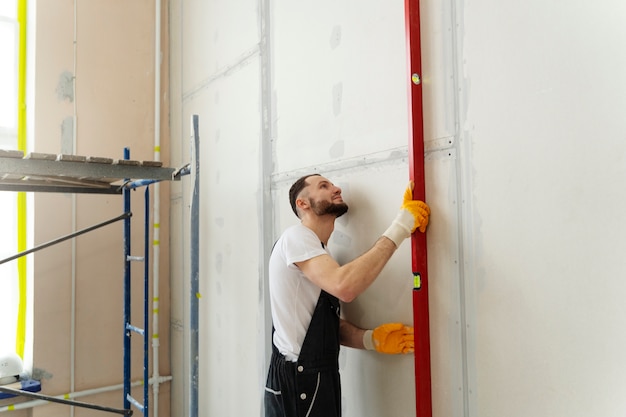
289, 173, 320, 218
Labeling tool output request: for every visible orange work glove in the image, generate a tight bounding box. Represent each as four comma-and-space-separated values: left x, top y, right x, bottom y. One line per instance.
382, 181, 430, 247
363, 323, 414, 354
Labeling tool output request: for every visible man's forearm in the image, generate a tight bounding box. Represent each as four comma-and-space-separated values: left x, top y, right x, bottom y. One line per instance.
334, 236, 397, 301
297, 236, 400, 303
339, 318, 366, 349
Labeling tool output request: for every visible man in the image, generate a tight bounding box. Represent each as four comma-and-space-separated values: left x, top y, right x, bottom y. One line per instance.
264, 174, 430, 417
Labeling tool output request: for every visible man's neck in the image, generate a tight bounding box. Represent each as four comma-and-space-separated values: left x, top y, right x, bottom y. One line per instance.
301, 215, 336, 247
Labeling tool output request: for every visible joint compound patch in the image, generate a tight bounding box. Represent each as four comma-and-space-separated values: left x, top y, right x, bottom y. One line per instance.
330, 25, 342, 49
61, 117, 74, 154
56, 71, 74, 102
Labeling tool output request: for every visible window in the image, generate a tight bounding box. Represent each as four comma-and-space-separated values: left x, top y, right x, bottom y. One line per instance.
0, 0, 20, 357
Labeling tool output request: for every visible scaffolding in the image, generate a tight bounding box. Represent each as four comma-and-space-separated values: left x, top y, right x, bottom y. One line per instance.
0, 116, 200, 417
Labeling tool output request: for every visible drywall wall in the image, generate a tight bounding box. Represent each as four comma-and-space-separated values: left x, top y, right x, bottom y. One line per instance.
169, 0, 626, 417
461, 1, 626, 416
268, 4, 443, 417
169, 1, 264, 416
169, 1, 463, 416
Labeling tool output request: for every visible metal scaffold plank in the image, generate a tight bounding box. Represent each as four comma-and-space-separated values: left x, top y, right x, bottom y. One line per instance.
0, 153, 177, 194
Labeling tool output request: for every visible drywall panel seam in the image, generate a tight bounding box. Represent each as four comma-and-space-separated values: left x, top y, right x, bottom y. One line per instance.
70, 3, 78, 411
258, 0, 275, 412
450, 0, 475, 415
270, 139, 455, 188
182, 44, 260, 103
270, 147, 409, 187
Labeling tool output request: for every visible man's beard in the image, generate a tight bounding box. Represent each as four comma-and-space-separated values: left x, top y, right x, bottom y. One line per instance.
310, 199, 349, 218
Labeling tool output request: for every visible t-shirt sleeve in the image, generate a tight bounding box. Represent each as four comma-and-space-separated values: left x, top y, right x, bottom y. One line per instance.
281, 226, 327, 265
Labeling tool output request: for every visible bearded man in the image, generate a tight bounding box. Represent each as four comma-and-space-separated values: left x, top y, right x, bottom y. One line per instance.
264, 173, 430, 417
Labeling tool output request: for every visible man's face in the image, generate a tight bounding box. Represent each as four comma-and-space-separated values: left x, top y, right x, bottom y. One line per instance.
305, 176, 349, 218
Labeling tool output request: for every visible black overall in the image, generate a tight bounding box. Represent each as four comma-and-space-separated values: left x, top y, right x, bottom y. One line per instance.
265, 290, 342, 417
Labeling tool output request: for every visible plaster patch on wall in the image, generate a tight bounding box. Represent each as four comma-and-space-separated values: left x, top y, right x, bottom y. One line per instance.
31, 368, 53, 381
329, 140, 345, 159
389, 149, 406, 160
331, 229, 352, 248
171, 319, 184, 332
329, 25, 342, 49
61, 117, 74, 154
332, 82, 343, 116
215, 252, 223, 273
335, 206, 350, 228
56, 71, 74, 102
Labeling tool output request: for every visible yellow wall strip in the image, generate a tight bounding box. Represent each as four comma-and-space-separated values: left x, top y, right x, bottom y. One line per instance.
15, 0, 28, 359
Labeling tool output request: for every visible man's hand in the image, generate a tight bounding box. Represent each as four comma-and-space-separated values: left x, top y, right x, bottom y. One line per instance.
401, 181, 430, 233
363, 323, 414, 354
383, 182, 430, 247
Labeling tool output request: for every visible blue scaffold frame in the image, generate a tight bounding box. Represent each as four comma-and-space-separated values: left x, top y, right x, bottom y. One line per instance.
0, 114, 199, 417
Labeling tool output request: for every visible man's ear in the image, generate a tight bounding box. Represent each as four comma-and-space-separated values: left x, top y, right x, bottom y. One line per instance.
296, 198, 309, 211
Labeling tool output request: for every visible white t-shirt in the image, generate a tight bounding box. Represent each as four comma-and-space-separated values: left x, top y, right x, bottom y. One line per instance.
269, 224, 329, 361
